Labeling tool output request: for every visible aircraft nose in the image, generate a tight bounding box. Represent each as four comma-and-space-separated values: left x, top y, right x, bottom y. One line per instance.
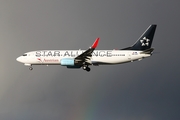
16, 56, 23, 63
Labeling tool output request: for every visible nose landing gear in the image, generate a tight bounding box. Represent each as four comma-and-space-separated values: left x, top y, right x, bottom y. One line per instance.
29, 67, 33, 70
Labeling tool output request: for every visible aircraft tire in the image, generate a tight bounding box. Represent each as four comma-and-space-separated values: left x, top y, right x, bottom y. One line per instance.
29, 67, 33, 70
86, 67, 90, 72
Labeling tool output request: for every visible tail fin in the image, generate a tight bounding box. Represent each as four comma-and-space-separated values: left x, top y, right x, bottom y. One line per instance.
122, 24, 157, 51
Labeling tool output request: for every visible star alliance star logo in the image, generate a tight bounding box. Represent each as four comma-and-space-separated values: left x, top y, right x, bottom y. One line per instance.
140, 37, 150, 46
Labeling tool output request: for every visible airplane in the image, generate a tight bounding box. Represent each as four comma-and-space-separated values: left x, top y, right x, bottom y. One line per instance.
16, 24, 157, 72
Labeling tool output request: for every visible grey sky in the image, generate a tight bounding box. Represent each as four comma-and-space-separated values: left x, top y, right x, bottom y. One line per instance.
0, 0, 180, 120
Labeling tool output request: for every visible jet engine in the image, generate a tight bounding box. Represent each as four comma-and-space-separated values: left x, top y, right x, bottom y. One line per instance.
60, 58, 75, 66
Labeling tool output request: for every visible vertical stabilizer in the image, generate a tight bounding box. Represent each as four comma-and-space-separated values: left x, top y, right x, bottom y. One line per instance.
123, 25, 157, 50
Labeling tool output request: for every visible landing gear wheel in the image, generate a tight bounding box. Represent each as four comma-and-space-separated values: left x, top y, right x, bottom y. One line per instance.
82, 65, 91, 72
83, 66, 86, 70
86, 67, 91, 72
29, 67, 33, 70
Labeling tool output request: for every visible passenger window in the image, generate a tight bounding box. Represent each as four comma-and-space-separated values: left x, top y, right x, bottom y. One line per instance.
23, 54, 27, 56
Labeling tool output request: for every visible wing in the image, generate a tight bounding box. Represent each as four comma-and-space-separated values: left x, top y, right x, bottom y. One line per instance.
75, 38, 100, 65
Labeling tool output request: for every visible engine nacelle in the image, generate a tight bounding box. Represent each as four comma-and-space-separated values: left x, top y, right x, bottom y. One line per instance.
60, 58, 74, 66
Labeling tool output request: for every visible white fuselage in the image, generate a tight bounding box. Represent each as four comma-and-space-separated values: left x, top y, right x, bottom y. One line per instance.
16, 25, 156, 71
16, 50, 150, 66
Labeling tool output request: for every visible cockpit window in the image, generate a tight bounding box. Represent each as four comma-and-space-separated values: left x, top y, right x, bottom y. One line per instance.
23, 54, 27, 56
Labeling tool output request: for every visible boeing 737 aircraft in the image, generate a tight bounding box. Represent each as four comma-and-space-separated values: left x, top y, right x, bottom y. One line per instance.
16, 25, 157, 72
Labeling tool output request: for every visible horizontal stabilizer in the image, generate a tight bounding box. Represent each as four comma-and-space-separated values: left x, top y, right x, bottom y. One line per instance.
140, 48, 154, 54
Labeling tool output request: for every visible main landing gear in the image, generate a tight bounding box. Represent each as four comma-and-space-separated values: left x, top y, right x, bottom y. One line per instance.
82, 65, 91, 72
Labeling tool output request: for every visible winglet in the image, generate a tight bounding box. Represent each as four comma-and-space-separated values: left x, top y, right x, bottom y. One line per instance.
91, 38, 100, 49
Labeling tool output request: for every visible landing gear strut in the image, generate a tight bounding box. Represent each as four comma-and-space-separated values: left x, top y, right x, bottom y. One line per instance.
29, 67, 33, 70
82, 65, 91, 72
